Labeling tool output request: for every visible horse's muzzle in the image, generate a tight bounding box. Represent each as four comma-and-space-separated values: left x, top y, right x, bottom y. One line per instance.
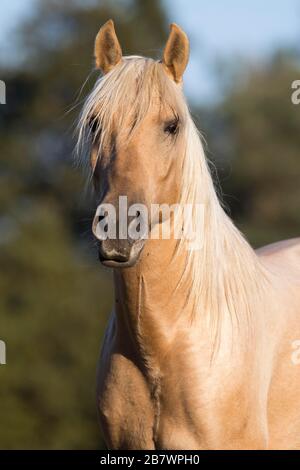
98, 238, 145, 268
92, 202, 148, 268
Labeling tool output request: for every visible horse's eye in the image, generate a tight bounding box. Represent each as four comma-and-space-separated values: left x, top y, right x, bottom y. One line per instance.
89, 117, 99, 134
164, 118, 179, 136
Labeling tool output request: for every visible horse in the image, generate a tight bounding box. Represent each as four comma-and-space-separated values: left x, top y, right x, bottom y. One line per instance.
77, 19, 300, 450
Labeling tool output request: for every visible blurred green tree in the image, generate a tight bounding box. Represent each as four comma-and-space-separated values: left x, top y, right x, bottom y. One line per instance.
201, 51, 300, 246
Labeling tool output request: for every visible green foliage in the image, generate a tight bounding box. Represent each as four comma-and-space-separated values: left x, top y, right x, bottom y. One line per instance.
0, 204, 112, 448
202, 53, 300, 246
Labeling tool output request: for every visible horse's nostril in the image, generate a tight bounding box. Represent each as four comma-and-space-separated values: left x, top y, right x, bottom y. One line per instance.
99, 245, 130, 263
98, 213, 107, 223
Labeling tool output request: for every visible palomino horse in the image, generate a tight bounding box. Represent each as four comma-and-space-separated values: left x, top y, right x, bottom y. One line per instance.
78, 20, 300, 449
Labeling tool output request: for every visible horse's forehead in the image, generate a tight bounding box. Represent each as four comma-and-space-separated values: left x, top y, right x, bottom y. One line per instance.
96, 92, 172, 129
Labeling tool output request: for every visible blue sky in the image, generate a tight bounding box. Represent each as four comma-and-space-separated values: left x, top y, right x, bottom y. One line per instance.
164, 0, 300, 102
1, 0, 299, 102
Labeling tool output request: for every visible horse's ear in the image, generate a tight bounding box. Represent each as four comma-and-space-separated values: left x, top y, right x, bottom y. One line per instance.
94, 19, 122, 74
162, 23, 189, 83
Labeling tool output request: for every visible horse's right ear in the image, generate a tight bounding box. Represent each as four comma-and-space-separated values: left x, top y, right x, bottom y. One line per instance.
94, 19, 122, 74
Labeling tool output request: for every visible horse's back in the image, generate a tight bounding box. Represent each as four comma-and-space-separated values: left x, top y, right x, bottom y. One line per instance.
256, 237, 300, 279
256, 236, 300, 256
256, 237, 300, 256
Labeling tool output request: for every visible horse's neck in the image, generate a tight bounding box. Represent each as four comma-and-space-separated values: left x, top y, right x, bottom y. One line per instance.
113, 222, 264, 364
114, 237, 188, 334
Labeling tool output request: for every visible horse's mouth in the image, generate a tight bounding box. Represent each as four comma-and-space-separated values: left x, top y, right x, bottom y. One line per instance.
99, 255, 137, 268
98, 241, 145, 268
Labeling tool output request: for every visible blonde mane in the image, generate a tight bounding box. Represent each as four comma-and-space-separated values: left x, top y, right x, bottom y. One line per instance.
77, 56, 268, 345
77, 56, 186, 168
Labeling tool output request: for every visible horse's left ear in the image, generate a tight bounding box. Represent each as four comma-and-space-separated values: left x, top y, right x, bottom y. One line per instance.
162, 23, 189, 83
94, 19, 122, 74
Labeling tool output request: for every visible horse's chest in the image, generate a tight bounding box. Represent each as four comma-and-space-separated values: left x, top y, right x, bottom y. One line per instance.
98, 356, 202, 449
